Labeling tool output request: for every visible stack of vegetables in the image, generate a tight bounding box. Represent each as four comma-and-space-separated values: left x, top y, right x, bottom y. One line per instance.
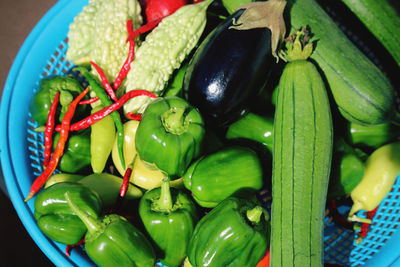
25, 0, 400, 266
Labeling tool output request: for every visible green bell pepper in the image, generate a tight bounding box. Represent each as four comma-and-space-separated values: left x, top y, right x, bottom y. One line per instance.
135, 96, 205, 178
34, 182, 102, 245
44, 173, 143, 209
183, 145, 264, 207
65, 191, 156, 267
225, 112, 274, 152
187, 197, 269, 267
29, 75, 88, 126
53, 129, 91, 174
139, 178, 198, 267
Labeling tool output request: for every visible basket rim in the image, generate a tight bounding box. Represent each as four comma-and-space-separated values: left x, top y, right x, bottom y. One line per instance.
0, 0, 90, 266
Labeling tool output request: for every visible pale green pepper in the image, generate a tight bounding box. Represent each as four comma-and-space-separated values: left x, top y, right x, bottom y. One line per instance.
90, 105, 116, 173
348, 142, 400, 222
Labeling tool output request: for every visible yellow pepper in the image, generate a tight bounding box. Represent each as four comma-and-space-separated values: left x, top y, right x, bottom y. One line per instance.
90, 105, 116, 173
348, 142, 400, 221
112, 120, 182, 190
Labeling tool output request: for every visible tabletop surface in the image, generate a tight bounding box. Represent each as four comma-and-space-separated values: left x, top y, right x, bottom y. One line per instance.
0, 0, 57, 265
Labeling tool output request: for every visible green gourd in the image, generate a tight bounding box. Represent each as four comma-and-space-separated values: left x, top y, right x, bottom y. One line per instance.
271, 28, 333, 267
287, 0, 400, 125
341, 0, 400, 67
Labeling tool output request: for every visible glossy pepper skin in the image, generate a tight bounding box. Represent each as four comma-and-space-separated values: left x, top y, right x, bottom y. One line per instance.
139, 178, 198, 267
347, 121, 400, 150
328, 139, 365, 200
135, 96, 205, 178
187, 197, 270, 267
90, 105, 116, 173
65, 191, 156, 267
183, 145, 264, 207
53, 129, 91, 174
34, 182, 102, 245
29, 75, 88, 126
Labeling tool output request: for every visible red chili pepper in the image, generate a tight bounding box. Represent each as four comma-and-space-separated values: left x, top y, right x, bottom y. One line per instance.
126, 112, 142, 121
90, 61, 118, 102
110, 158, 136, 214
79, 96, 99, 105
357, 205, 379, 243
328, 199, 354, 230
43, 91, 60, 167
66, 238, 85, 257
25, 88, 89, 202
55, 89, 157, 132
113, 37, 136, 90
126, 18, 162, 43
119, 164, 133, 198
256, 247, 270, 267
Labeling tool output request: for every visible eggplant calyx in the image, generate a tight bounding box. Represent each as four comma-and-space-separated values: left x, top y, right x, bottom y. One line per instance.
229, 0, 287, 61
279, 27, 314, 62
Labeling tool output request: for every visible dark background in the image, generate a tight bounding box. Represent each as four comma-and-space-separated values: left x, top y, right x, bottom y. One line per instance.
0, 0, 56, 266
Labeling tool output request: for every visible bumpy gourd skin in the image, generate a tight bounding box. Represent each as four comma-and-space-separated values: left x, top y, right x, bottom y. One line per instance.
66, 0, 143, 82
124, 0, 213, 114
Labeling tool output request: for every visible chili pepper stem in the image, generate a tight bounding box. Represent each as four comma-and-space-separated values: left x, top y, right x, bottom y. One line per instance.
246, 206, 264, 224
348, 200, 364, 218
348, 215, 372, 224
153, 177, 173, 212
64, 191, 104, 235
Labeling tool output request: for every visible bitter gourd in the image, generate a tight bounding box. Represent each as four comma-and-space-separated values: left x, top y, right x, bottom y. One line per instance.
123, 0, 213, 114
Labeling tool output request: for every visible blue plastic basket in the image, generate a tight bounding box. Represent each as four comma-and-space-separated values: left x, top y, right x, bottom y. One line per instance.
1, 0, 400, 266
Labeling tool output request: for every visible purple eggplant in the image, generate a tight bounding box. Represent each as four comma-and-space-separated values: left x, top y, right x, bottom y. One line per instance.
183, 2, 285, 127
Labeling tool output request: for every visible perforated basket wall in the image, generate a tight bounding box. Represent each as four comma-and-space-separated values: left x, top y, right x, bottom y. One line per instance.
25, 36, 400, 267
2, 1, 400, 267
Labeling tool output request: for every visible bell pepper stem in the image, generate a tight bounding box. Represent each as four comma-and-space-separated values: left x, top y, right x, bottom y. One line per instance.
162, 107, 190, 135
154, 177, 173, 212
247, 206, 264, 224
64, 191, 103, 235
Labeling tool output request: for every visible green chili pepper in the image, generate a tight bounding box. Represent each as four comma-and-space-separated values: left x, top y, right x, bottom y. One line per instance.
53, 129, 91, 174
135, 96, 205, 178
75, 66, 126, 170
163, 62, 188, 98
183, 145, 264, 208
347, 121, 400, 150
44, 173, 85, 188
65, 191, 156, 267
34, 182, 102, 245
139, 178, 198, 267
187, 197, 269, 267
90, 105, 116, 173
29, 75, 89, 126
328, 139, 365, 200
